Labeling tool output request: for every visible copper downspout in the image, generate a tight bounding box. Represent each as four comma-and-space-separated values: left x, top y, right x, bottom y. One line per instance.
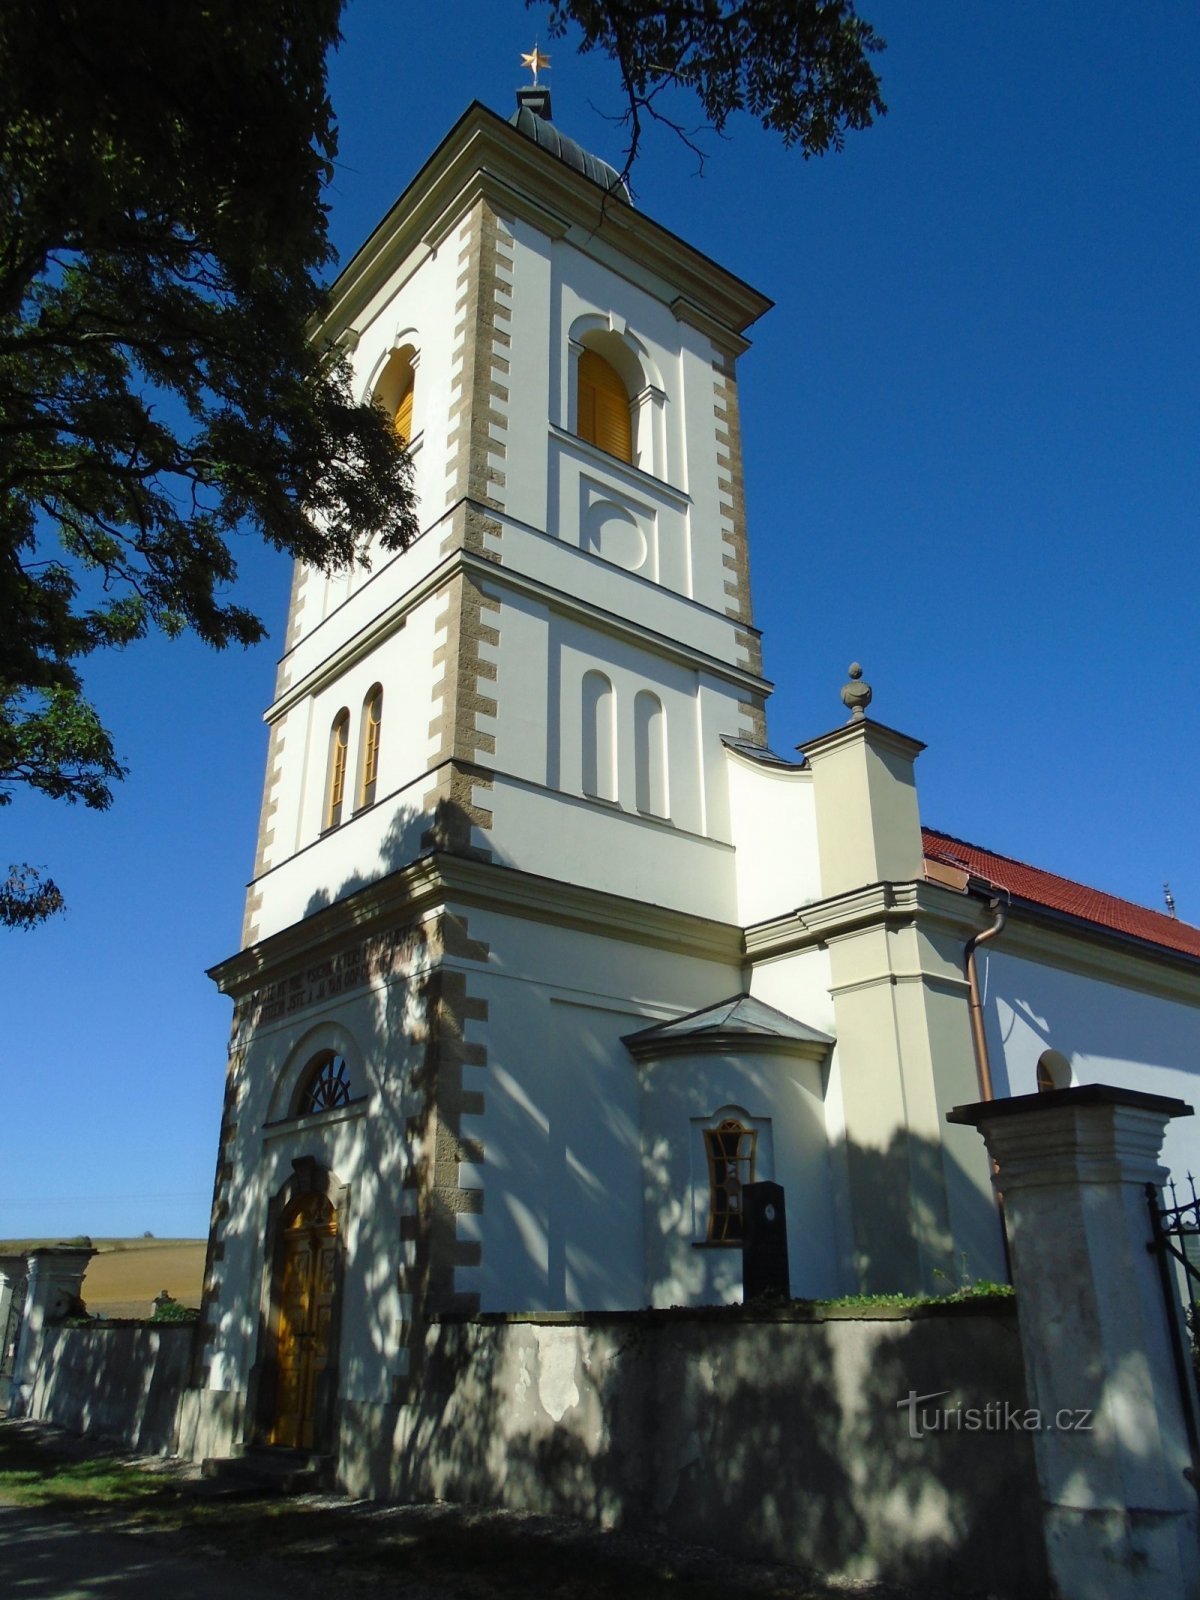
965, 898, 1007, 1102
964, 896, 1012, 1280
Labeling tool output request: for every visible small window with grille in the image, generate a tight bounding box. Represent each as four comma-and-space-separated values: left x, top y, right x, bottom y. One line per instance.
295, 1052, 353, 1117
705, 1118, 757, 1242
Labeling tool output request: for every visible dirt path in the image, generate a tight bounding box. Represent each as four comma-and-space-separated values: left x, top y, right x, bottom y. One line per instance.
0, 1420, 965, 1600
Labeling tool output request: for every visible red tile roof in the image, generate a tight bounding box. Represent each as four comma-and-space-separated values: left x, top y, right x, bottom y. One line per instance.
922, 828, 1200, 961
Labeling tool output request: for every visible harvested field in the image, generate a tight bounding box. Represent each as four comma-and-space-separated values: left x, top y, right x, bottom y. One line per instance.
0, 1239, 205, 1321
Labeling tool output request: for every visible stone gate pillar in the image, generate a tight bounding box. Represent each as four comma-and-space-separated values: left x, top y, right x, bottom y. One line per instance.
949, 1085, 1199, 1600
0, 1254, 26, 1404
8, 1241, 95, 1418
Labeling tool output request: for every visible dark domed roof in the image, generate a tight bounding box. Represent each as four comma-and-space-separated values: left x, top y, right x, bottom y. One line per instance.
510, 88, 632, 205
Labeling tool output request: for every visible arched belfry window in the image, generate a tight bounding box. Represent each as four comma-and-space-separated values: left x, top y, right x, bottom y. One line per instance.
374, 344, 417, 444
581, 671, 616, 802
295, 1051, 353, 1117
358, 684, 382, 809
634, 690, 668, 817
325, 709, 350, 830
577, 348, 632, 464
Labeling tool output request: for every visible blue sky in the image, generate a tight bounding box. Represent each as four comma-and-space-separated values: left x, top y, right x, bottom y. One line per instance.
4, 0, 1197, 1242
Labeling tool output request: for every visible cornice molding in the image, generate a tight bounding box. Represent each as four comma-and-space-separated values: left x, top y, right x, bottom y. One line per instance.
745, 880, 974, 961
798, 718, 926, 765
459, 550, 771, 699
211, 853, 744, 996
627, 1030, 830, 1065
265, 517, 771, 726
316, 104, 772, 347
745, 879, 1200, 1009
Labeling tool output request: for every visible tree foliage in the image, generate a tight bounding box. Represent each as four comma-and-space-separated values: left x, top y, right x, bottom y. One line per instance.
1, 0, 883, 926
539, 0, 886, 170
0, 863, 65, 930
0, 0, 419, 923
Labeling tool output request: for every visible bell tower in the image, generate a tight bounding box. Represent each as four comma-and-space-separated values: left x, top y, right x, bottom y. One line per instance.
195, 93, 777, 1441
237, 91, 773, 950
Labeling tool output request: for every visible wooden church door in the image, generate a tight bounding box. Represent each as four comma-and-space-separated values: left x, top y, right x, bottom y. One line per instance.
269, 1192, 338, 1450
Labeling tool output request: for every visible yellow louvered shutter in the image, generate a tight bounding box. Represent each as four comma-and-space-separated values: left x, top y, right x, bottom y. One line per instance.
577, 349, 632, 464
360, 687, 381, 808
394, 380, 414, 444
326, 712, 349, 830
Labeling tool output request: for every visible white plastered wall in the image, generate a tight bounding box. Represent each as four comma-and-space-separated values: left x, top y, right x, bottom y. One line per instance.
444, 905, 744, 1313
984, 947, 1200, 1185
251, 597, 439, 942
725, 748, 822, 925
640, 1045, 841, 1307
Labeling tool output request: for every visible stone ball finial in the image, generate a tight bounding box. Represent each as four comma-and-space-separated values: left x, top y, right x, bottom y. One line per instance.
840, 662, 872, 722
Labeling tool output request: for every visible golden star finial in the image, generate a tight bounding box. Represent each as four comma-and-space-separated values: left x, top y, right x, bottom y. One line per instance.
521, 45, 551, 86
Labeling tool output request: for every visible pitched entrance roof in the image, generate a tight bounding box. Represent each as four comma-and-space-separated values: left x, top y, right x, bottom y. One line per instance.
624, 994, 833, 1055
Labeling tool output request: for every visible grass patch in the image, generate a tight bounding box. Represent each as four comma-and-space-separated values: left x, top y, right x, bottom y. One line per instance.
0, 1433, 163, 1512
814, 1281, 1015, 1311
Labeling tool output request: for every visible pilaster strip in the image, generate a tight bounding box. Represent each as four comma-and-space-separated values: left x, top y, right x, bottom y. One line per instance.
192, 1050, 242, 1383
446, 199, 513, 521
713, 350, 766, 742
242, 712, 290, 947
424, 566, 499, 858
713, 351, 753, 624
395, 913, 491, 1397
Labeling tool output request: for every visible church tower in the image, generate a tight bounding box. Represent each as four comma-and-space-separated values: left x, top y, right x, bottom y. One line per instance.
239, 87, 772, 953
196, 88, 798, 1455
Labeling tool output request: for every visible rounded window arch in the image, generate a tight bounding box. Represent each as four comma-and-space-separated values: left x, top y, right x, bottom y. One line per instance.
372, 343, 418, 444
357, 683, 383, 809
634, 689, 669, 817
324, 708, 350, 830
1036, 1049, 1072, 1093
568, 317, 663, 475
293, 1051, 354, 1118
581, 670, 616, 802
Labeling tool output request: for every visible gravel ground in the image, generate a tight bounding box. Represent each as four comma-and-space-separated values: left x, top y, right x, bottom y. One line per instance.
0, 1420, 983, 1600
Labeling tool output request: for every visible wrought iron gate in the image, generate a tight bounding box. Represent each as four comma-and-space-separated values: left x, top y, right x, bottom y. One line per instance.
1146, 1176, 1200, 1473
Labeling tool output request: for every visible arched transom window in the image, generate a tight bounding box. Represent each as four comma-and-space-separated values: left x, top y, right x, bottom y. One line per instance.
295, 1052, 353, 1117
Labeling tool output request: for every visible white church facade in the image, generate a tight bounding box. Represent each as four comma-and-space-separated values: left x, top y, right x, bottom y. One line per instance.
192, 91, 1200, 1460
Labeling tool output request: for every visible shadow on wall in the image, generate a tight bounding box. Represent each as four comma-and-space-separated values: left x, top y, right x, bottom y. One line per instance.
301, 784, 500, 924
337, 1299, 1047, 1598
328, 1127, 1040, 1595
213, 791, 513, 1446
31, 1325, 194, 1455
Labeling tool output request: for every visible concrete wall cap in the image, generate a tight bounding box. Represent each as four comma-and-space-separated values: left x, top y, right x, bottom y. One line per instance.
948, 1083, 1194, 1128
797, 717, 926, 764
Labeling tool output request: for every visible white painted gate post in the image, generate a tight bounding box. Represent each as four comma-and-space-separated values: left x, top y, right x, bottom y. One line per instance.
7, 1241, 95, 1418
0, 1253, 26, 1407
948, 1085, 1200, 1600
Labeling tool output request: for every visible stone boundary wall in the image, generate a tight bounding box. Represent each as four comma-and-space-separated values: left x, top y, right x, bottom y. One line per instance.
27, 1324, 194, 1455
24, 1301, 1046, 1595
337, 1300, 1047, 1598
